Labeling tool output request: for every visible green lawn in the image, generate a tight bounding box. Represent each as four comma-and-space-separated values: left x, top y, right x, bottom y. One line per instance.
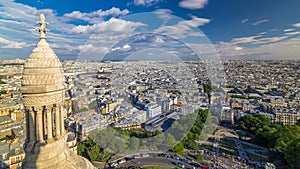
142, 166, 172, 169
200, 143, 213, 150
242, 143, 263, 151
219, 146, 239, 156
246, 152, 269, 162
0, 137, 7, 142
220, 138, 236, 147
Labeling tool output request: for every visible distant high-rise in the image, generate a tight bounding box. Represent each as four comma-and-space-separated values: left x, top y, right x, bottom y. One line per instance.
21, 14, 95, 169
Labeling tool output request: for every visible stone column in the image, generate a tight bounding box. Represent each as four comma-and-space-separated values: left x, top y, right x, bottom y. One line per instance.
55, 105, 60, 136
28, 109, 36, 142
36, 107, 44, 142
52, 106, 56, 136
43, 107, 47, 140
46, 106, 53, 140
25, 109, 30, 140
60, 105, 65, 135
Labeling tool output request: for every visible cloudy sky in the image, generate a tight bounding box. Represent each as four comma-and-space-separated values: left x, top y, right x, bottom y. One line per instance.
0, 0, 300, 60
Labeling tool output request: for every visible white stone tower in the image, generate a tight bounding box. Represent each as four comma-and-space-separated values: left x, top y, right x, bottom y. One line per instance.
21, 14, 95, 169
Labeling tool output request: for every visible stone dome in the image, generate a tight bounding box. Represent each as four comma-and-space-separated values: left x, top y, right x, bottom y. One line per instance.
21, 16, 65, 107
22, 39, 65, 94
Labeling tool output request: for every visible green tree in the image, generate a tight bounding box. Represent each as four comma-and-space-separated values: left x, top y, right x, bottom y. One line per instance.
238, 114, 270, 134
296, 119, 300, 126
183, 139, 198, 150
171, 142, 184, 153
252, 124, 300, 168
194, 154, 204, 162
87, 144, 101, 161
285, 139, 300, 169
0, 78, 6, 84
0, 90, 7, 95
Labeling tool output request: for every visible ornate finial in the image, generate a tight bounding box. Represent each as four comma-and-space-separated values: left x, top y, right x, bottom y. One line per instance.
35, 13, 50, 39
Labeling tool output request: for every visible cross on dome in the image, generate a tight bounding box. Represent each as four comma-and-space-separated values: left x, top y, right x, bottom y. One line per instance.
35, 13, 50, 39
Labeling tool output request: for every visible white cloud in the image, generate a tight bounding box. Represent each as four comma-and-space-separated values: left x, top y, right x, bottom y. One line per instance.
258, 32, 267, 35
134, 0, 163, 6
220, 34, 288, 49
230, 35, 261, 44
293, 23, 300, 27
251, 36, 287, 45
111, 44, 131, 51
241, 19, 249, 24
64, 11, 92, 22
215, 35, 300, 60
285, 31, 300, 35
0, 37, 28, 48
253, 19, 269, 26
0, 0, 81, 51
155, 16, 210, 38
284, 29, 295, 32
153, 9, 173, 14
254, 37, 300, 59
181, 16, 210, 27
64, 7, 129, 24
154, 36, 165, 43
123, 44, 131, 49
78, 44, 109, 53
1, 0, 143, 60
71, 18, 146, 34
235, 47, 243, 51
153, 9, 173, 21
179, 0, 208, 10
74, 18, 146, 60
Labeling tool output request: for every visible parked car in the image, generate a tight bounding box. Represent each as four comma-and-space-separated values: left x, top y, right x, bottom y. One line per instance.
117, 159, 126, 165
158, 153, 171, 158
109, 162, 118, 168
172, 155, 180, 160
142, 154, 149, 158
176, 161, 185, 168
181, 158, 192, 164
191, 162, 201, 167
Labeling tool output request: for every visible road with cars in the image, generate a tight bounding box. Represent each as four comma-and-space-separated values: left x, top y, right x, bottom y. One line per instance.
118, 157, 195, 168
107, 153, 205, 169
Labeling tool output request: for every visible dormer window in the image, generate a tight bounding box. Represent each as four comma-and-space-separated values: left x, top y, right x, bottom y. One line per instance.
2, 153, 7, 159
15, 148, 20, 154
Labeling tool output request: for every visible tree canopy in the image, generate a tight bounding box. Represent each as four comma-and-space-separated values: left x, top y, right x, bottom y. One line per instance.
238, 114, 300, 168
238, 114, 270, 134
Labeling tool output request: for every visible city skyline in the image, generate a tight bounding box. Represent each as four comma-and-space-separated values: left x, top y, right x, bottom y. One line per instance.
1, 0, 300, 60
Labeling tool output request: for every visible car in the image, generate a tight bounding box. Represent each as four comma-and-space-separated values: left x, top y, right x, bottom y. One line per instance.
159, 153, 171, 158
175, 162, 185, 168
172, 155, 180, 160
181, 158, 191, 164
202, 165, 209, 169
142, 154, 149, 158
165, 154, 171, 158
117, 159, 126, 165
158, 153, 165, 157
191, 162, 201, 167
125, 157, 133, 161
109, 162, 118, 168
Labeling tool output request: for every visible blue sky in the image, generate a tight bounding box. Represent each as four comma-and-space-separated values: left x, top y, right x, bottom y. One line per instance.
0, 0, 300, 60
